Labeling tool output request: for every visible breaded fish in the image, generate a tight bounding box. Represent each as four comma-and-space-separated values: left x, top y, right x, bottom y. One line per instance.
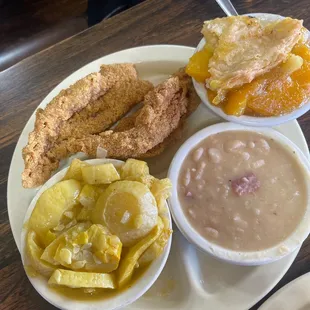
53, 70, 193, 158
22, 63, 152, 188
58, 79, 153, 140
114, 69, 200, 158
114, 109, 184, 158
22, 69, 200, 187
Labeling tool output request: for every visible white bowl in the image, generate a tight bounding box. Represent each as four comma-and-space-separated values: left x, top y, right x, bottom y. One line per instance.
21, 158, 172, 310
193, 13, 310, 127
168, 122, 310, 266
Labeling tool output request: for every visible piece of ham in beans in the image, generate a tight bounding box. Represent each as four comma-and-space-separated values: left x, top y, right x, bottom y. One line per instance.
231, 173, 260, 196
186, 191, 193, 197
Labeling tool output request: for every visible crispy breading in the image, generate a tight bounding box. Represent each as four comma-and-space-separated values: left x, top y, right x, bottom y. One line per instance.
51, 73, 189, 158
114, 111, 139, 132
114, 109, 182, 158
22, 63, 150, 188
139, 125, 184, 158
22, 68, 200, 188
59, 79, 153, 139
114, 69, 200, 158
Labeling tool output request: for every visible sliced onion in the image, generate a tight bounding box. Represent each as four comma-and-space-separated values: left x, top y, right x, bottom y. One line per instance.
96, 146, 108, 159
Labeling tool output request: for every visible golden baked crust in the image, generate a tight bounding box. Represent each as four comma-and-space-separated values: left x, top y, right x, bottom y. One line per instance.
202, 16, 303, 102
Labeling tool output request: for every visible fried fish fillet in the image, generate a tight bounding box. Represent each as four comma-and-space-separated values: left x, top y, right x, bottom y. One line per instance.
23, 69, 199, 187
22, 63, 152, 188
58, 78, 153, 140
202, 16, 303, 102
114, 109, 184, 158
114, 69, 200, 158
52, 70, 195, 159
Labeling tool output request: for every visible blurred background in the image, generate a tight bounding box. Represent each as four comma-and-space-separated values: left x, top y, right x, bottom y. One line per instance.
0, 0, 145, 72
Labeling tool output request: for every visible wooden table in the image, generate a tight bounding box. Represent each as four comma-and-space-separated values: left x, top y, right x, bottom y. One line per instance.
1, 0, 309, 309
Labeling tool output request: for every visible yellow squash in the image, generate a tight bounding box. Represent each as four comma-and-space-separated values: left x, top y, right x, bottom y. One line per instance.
48, 269, 116, 289
118, 217, 164, 288
85, 224, 122, 273
41, 223, 91, 265
93, 180, 158, 246
63, 158, 89, 182
26, 230, 55, 277
138, 227, 171, 268
81, 163, 120, 185
120, 159, 149, 179
29, 179, 82, 245
78, 184, 105, 209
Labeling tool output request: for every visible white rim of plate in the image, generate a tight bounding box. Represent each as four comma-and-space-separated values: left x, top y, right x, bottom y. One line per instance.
21, 158, 172, 310
258, 271, 310, 309
193, 13, 310, 127
168, 122, 310, 265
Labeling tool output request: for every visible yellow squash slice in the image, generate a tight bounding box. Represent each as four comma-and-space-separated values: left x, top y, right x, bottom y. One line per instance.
26, 230, 55, 277
48, 269, 116, 289
150, 178, 172, 205
151, 178, 172, 228
85, 224, 122, 273
120, 159, 149, 179
77, 207, 92, 221
93, 180, 158, 246
29, 179, 82, 244
81, 163, 120, 185
118, 217, 164, 288
44, 230, 57, 246
41, 223, 91, 265
78, 184, 105, 209
138, 227, 172, 267
120, 159, 154, 187
63, 158, 89, 182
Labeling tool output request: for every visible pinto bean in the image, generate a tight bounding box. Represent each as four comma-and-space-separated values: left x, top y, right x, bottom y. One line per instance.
192, 147, 204, 161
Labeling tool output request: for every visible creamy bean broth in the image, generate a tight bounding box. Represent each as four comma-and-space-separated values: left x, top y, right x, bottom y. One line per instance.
178, 131, 307, 251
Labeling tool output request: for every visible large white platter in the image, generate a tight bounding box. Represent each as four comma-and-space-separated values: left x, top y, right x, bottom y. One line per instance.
7, 45, 309, 310
258, 272, 310, 310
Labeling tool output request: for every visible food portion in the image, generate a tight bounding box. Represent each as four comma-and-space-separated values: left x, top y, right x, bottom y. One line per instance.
22, 64, 153, 188
58, 66, 153, 141
93, 181, 158, 246
48, 269, 116, 289
186, 16, 310, 116
28, 179, 82, 245
22, 67, 200, 188
201, 16, 302, 93
24, 159, 172, 297
178, 131, 307, 251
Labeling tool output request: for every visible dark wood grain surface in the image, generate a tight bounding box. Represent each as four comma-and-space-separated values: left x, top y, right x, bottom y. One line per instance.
1, 0, 310, 309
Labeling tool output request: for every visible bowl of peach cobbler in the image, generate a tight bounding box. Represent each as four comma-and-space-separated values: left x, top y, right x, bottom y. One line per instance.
187, 13, 310, 126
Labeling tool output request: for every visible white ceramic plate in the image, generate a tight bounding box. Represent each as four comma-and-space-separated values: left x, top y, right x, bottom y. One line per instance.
21, 158, 172, 310
258, 272, 310, 310
7, 45, 309, 310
